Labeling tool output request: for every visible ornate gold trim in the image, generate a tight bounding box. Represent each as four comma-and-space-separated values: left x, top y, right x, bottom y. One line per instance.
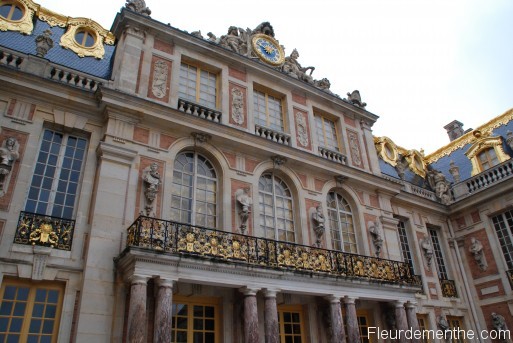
404, 149, 426, 178
37, 7, 67, 27
60, 17, 115, 59
426, 108, 513, 163
0, 0, 38, 34
465, 134, 510, 176
374, 136, 398, 166
251, 33, 285, 67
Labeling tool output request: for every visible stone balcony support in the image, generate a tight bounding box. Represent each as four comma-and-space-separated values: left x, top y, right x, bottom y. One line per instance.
344, 297, 360, 343
326, 295, 346, 343
264, 289, 279, 343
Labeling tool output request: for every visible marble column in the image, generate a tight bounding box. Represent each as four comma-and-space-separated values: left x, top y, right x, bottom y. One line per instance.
405, 302, 421, 343
344, 297, 360, 343
326, 295, 346, 343
154, 279, 174, 343
127, 275, 148, 343
242, 288, 260, 343
264, 290, 279, 343
394, 301, 409, 343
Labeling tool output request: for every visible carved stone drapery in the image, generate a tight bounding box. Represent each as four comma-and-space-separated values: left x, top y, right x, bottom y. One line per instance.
142, 162, 161, 216
426, 168, 452, 205
420, 238, 434, 270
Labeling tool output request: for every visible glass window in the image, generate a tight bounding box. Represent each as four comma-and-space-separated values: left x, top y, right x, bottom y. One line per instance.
171, 152, 217, 228
417, 314, 432, 343
0, 279, 63, 343
446, 316, 466, 343
491, 210, 513, 270
0, 2, 24, 21
258, 173, 295, 242
327, 192, 356, 253
477, 148, 499, 171
171, 298, 218, 343
253, 90, 284, 132
397, 219, 415, 272
278, 306, 304, 343
429, 228, 449, 280
25, 129, 87, 220
178, 63, 217, 109
314, 115, 339, 152
74, 29, 96, 47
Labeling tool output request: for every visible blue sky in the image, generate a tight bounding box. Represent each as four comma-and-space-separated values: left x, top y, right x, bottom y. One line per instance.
38, 0, 513, 154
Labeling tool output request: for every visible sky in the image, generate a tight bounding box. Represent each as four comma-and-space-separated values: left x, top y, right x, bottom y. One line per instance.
37, 0, 513, 154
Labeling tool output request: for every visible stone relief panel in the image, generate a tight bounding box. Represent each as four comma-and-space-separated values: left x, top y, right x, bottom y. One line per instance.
346, 129, 363, 168
229, 83, 247, 128
147, 56, 171, 103
293, 109, 311, 151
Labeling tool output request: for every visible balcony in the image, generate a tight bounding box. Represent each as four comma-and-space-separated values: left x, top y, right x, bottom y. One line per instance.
254, 124, 291, 146
318, 147, 347, 164
177, 99, 222, 123
124, 215, 422, 287
440, 278, 458, 298
13, 211, 75, 251
507, 270, 513, 290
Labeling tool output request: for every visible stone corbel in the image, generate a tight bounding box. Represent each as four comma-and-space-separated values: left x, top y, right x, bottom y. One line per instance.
32, 246, 52, 280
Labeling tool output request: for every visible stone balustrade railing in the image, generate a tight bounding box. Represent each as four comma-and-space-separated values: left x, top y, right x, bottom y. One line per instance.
126, 215, 422, 287
254, 124, 291, 146
48, 67, 100, 91
404, 184, 437, 201
177, 99, 222, 123
318, 147, 347, 164
0, 50, 23, 68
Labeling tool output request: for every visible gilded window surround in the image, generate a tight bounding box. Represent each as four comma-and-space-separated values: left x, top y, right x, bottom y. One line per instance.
0, 0, 38, 34
374, 136, 398, 166
465, 133, 510, 176
59, 18, 115, 59
403, 149, 426, 178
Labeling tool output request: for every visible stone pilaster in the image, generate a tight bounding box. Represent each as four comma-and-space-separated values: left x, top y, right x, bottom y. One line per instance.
241, 288, 260, 343
394, 301, 409, 343
405, 302, 421, 343
154, 279, 174, 343
344, 297, 360, 343
326, 295, 346, 343
127, 275, 148, 343
264, 290, 279, 343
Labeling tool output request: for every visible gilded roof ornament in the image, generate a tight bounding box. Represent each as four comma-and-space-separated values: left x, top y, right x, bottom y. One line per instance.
37, 7, 67, 27
125, 0, 151, 16
59, 17, 115, 59
0, 0, 38, 34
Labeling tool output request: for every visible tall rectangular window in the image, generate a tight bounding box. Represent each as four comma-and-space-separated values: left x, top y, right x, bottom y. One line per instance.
314, 115, 339, 152
429, 228, 449, 280
178, 62, 217, 109
397, 219, 415, 272
25, 129, 87, 219
0, 279, 64, 343
278, 306, 305, 343
253, 90, 284, 132
171, 297, 219, 343
491, 210, 513, 270
417, 314, 431, 343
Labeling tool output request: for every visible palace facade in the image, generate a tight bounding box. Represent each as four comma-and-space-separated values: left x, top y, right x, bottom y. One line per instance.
0, 1, 512, 342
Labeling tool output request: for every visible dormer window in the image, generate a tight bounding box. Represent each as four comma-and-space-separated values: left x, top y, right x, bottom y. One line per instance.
465, 134, 510, 176
74, 28, 96, 48
0, 2, 24, 21
477, 147, 499, 171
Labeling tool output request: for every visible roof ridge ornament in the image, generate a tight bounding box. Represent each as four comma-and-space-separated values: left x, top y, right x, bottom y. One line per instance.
125, 0, 151, 16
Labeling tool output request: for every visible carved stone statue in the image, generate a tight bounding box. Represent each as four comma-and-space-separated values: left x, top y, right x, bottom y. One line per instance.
314, 78, 334, 94
35, 29, 54, 58
190, 30, 203, 39
311, 205, 325, 247
346, 90, 367, 108
219, 26, 245, 54
449, 160, 460, 183
491, 312, 509, 343
395, 157, 408, 180
421, 238, 434, 269
251, 21, 275, 37
142, 162, 160, 216
437, 315, 449, 331
0, 137, 19, 193
427, 168, 452, 205
125, 0, 151, 16
368, 220, 383, 257
469, 237, 487, 271
236, 188, 252, 234
282, 49, 315, 84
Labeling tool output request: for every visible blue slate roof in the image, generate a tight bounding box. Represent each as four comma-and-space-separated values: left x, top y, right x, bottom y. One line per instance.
0, 19, 115, 79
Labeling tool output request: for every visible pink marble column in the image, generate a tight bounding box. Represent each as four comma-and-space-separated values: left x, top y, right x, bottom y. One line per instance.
242, 288, 260, 343
326, 295, 346, 343
394, 301, 409, 343
264, 290, 279, 343
154, 278, 174, 343
405, 302, 421, 343
127, 275, 148, 343
344, 297, 360, 343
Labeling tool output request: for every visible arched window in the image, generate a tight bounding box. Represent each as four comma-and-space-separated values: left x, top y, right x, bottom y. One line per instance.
327, 191, 357, 253
171, 152, 217, 227
258, 173, 295, 242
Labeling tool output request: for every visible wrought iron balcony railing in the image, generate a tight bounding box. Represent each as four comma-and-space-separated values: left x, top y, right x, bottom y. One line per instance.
14, 211, 75, 251
440, 278, 458, 298
177, 99, 222, 123
126, 216, 422, 287
507, 269, 513, 290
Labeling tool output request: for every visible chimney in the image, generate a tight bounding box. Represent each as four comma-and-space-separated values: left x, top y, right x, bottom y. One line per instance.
444, 120, 465, 142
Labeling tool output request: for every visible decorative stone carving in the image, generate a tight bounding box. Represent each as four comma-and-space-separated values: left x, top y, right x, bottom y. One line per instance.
348, 131, 363, 167
190, 30, 203, 39
191, 132, 211, 144
0, 137, 19, 193
314, 78, 335, 95
231, 87, 245, 125
252, 22, 275, 37
426, 168, 452, 205
449, 160, 460, 183
507, 131, 513, 151
282, 49, 315, 84
437, 315, 449, 331
236, 188, 252, 234
35, 29, 54, 57
311, 206, 325, 247
395, 157, 408, 180
142, 162, 160, 216
125, 0, 151, 16
295, 112, 309, 147
491, 312, 509, 343
346, 90, 367, 108
420, 238, 434, 269
32, 246, 52, 280
368, 220, 383, 257
469, 237, 487, 271
151, 60, 168, 99
271, 155, 287, 168
220, 26, 246, 54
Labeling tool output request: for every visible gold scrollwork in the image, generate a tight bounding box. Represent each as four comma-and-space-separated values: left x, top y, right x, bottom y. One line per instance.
374, 136, 399, 166
465, 134, 510, 176
29, 222, 58, 246
37, 6, 67, 27
59, 17, 115, 59
0, 0, 38, 34
404, 149, 426, 178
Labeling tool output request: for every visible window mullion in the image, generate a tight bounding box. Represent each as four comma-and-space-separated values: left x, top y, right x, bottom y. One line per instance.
48, 134, 67, 216
191, 154, 198, 226
195, 68, 201, 103
271, 174, 278, 241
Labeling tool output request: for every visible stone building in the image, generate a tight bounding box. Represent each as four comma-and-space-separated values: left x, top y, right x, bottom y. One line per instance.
0, 0, 511, 342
